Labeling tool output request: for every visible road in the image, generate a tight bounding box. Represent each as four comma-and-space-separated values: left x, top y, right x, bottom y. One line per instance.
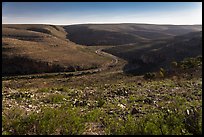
2, 48, 120, 80
95, 48, 119, 70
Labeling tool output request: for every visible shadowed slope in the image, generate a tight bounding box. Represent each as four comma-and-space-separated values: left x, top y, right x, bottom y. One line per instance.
63, 23, 202, 46
104, 31, 202, 75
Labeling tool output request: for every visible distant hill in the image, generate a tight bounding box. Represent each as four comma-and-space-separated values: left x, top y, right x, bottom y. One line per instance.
63, 23, 202, 46
104, 31, 202, 74
2, 24, 110, 76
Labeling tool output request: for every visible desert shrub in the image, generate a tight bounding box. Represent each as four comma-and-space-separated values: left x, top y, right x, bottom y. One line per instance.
159, 67, 165, 78
159, 71, 164, 77
2, 131, 11, 135
41, 94, 65, 103
196, 56, 202, 62
37, 107, 85, 135
104, 114, 156, 135
103, 104, 202, 135
97, 98, 105, 107
73, 99, 87, 107
56, 87, 69, 92
178, 56, 202, 70
114, 87, 129, 96
7, 92, 32, 100
184, 107, 202, 135
37, 88, 51, 93
143, 72, 156, 80
129, 95, 136, 103
84, 108, 104, 122
2, 107, 26, 134
2, 106, 85, 135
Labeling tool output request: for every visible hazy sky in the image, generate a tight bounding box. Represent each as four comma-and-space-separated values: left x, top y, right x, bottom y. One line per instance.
2, 2, 202, 25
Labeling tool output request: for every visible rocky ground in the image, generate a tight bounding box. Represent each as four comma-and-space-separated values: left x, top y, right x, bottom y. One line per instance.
2, 69, 202, 135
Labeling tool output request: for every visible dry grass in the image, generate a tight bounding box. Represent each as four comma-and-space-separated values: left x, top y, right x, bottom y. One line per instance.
2, 24, 112, 75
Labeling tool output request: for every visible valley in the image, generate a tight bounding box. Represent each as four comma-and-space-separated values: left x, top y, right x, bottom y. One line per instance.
2, 23, 202, 135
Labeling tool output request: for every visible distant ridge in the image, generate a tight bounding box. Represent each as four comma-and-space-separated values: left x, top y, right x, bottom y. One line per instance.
63, 23, 202, 46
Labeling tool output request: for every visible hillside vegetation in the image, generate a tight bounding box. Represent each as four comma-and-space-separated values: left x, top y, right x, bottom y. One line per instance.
2, 23, 202, 135
104, 31, 202, 75
2, 56, 202, 135
2, 24, 111, 76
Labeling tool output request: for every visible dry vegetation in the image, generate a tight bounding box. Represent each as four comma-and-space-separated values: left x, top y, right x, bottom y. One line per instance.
2, 24, 111, 76
2, 24, 202, 135
2, 56, 202, 135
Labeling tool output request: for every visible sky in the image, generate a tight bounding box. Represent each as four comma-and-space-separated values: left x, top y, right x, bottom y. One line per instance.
2, 2, 202, 25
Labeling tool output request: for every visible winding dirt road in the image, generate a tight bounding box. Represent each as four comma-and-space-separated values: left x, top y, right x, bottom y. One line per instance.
2, 48, 120, 80
95, 48, 119, 71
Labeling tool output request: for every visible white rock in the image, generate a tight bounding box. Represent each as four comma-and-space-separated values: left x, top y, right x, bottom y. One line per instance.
118, 104, 126, 109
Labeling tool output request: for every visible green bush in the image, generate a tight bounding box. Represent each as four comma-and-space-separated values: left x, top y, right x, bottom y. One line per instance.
103, 105, 202, 135
2, 106, 85, 135
84, 109, 103, 122
184, 107, 202, 135
41, 94, 65, 103
37, 107, 85, 135
178, 56, 202, 69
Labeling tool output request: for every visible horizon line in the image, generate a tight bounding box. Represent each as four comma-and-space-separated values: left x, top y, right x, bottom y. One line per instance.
2, 22, 202, 26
